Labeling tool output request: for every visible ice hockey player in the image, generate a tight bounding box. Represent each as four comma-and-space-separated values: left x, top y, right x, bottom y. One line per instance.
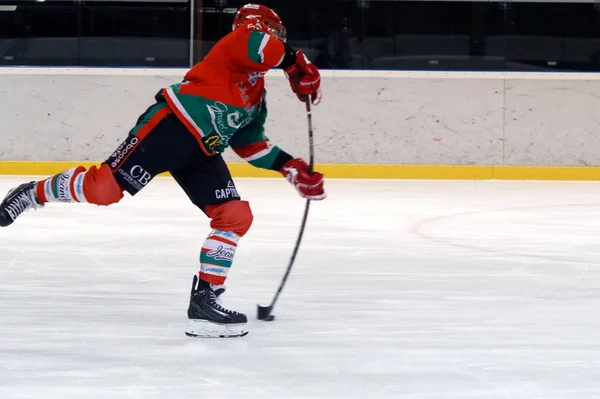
0, 3, 326, 338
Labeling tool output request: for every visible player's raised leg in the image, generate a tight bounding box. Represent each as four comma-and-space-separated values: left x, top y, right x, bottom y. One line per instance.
172, 156, 253, 338
0, 164, 124, 227
0, 102, 175, 227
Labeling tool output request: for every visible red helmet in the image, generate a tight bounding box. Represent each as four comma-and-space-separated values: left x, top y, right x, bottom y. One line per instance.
232, 3, 287, 42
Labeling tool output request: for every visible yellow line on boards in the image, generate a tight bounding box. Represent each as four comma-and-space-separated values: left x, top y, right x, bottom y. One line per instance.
0, 161, 599, 181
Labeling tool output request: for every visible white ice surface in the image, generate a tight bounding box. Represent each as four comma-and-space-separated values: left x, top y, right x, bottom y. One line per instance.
2, 177, 600, 399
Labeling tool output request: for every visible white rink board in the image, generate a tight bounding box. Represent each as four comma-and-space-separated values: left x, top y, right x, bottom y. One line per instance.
1, 177, 600, 398
3, 68, 600, 166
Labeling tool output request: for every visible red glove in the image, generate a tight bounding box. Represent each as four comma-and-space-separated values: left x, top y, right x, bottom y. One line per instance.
283, 50, 322, 106
281, 158, 326, 200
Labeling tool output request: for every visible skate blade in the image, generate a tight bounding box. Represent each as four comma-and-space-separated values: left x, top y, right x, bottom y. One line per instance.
185, 319, 249, 338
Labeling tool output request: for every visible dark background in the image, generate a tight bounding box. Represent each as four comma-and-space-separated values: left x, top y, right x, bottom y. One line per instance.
2, 0, 600, 71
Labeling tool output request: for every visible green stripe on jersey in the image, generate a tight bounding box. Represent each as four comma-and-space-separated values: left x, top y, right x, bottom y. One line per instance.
247, 30, 268, 63
247, 146, 282, 170
128, 103, 168, 136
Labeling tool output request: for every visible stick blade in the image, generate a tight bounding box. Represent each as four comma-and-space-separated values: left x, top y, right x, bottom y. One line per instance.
257, 305, 273, 320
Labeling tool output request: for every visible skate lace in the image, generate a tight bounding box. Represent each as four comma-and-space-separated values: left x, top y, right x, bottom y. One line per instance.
210, 290, 240, 316
6, 189, 41, 221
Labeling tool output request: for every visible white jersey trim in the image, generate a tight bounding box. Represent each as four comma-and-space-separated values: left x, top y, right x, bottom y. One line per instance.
243, 144, 274, 162
165, 86, 206, 138
258, 34, 270, 63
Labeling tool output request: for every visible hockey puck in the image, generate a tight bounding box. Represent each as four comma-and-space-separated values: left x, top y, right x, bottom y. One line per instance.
264, 315, 275, 321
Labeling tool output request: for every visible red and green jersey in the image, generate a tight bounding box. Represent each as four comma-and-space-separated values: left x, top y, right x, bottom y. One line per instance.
161, 20, 289, 170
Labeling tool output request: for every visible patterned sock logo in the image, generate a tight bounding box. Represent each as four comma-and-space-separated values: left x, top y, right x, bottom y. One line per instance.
199, 230, 240, 285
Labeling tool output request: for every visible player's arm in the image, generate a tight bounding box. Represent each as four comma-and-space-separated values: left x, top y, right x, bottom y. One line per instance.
230, 98, 326, 201
244, 26, 322, 106
245, 27, 291, 68
229, 97, 291, 171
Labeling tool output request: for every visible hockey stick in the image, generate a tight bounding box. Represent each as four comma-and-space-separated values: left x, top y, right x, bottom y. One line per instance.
257, 100, 314, 321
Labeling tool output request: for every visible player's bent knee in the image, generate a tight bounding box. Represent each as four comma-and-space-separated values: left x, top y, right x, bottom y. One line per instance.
206, 200, 253, 237
83, 164, 124, 206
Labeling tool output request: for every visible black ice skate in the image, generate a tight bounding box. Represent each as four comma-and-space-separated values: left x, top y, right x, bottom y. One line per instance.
185, 275, 248, 338
0, 182, 44, 227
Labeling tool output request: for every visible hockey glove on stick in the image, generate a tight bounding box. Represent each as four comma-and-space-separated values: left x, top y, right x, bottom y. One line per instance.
283, 50, 322, 106
281, 158, 326, 201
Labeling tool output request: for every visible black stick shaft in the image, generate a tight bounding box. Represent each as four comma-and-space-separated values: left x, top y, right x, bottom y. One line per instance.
261, 101, 314, 315
306, 101, 314, 173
